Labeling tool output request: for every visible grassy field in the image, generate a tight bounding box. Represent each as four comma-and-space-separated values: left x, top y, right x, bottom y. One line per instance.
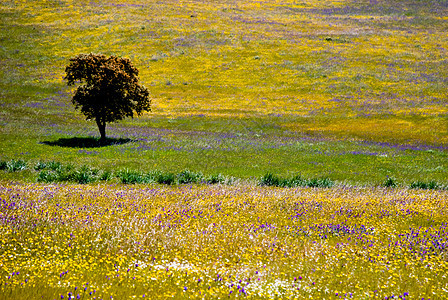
1, 0, 448, 298
1, 0, 447, 185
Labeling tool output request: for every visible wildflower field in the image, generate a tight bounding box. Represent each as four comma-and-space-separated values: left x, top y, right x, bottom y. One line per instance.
1, 182, 448, 299
1, 0, 448, 299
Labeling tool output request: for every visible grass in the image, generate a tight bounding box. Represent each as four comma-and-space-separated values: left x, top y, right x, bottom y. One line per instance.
0, 160, 27, 172
2, 159, 447, 190
0, 0, 447, 187
259, 172, 334, 188
1, 128, 447, 187
30, 160, 230, 186
410, 180, 441, 190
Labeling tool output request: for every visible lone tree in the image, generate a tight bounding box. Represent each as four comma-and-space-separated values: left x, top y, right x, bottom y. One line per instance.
64, 53, 151, 142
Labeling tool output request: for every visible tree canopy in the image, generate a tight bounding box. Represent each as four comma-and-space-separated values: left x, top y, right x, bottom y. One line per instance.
64, 53, 151, 141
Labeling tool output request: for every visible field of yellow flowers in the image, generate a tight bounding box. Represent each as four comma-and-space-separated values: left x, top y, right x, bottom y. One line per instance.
1, 0, 447, 145
1, 182, 447, 299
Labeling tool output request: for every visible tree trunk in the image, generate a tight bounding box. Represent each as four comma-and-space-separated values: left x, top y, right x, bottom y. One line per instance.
96, 117, 106, 143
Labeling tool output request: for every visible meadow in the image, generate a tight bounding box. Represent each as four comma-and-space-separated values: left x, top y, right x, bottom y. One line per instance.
0, 0, 448, 298
1, 182, 448, 299
1, 0, 447, 184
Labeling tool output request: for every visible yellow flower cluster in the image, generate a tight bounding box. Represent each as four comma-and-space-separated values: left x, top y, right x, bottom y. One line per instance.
2, 0, 446, 144
1, 182, 447, 298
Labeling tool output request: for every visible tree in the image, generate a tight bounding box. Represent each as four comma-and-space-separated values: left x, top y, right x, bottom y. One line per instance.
64, 53, 151, 142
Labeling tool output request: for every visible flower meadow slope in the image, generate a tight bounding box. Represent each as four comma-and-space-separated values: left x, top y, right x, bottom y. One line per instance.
1, 0, 447, 147
1, 182, 447, 299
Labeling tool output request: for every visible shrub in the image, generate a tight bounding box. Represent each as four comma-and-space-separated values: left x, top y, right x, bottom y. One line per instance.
47, 161, 63, 171
34, 161, 47, 171
74, 171, 93, 184
73, 165, 97, 184
54, 165, 77, 182
285, 174, 307, 187
260, 172, 334, 188
259, 172, 281, 186
156, 172, 176, 185
177, 170, 203, 184
410, 180, 439, 190
428, 180, 439, 190
142, 171, 160, 184
205, 174, 226, 184
7, 160, 27, 172
99, 170, 113, 181
383, 177, 398, 188
410, 181, 428, 189
307, 177, 334, 188
36, 164, 100, 184
37, 170, 58, 183
117, 169, 144, 184
0, 161, 7, 170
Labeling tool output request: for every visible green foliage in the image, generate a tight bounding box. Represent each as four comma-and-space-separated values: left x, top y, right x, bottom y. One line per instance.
283, 174, 307, 188
177, 170, 204, 184
64, 53, 151, 141
143, 171, 160, 184
37, 164, 96, 183
383, 177, 398, 188
47, 161, 63, 171
306, 177, 334, 188
427, 180, 439, 190
74, 165, 98, 184
410, 180, 440, 190
3, 158, 448, 190
37, 170, 59, 183
99, 170, 113, 181
259, 172, 334, 188
34, 161, 62, 171
156, 172, 176, 185
259, 172, 282, 187
52, 164, 76, 182
6, 160, 27, 172
117, 169, 145, 184
205, 173, 226, 184
35, 162, 222, 186
34, 161, 47, 171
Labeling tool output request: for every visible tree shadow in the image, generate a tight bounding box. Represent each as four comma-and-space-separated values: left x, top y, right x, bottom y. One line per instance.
41, 137, 133, 148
